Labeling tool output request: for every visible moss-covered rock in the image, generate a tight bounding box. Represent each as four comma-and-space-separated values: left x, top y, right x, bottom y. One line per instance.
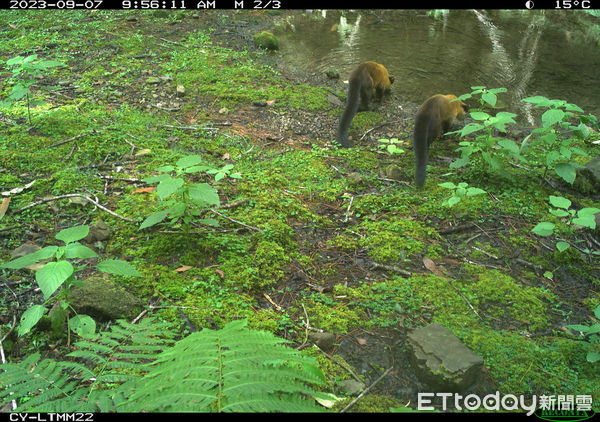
253, 31, 280, 51
69, 277, 144, 321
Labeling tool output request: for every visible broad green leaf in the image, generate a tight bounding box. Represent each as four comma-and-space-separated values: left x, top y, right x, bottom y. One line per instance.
450, 156, 470, 169
64, 243, 98, 259
188, 183, 220, 206
554, 162, 576, 184
97, 259, 141, 277
140, 211, 169, 230
184, 165, 210, 174
69, 315, 97, 336
549, 208, 570, 217
469, 112, 489, 121
37, 261, 74, 299
56, 225, 90, 244
521, 96, 550, 106
541, 109, 565, 128
532, 222, 555, 237
447, 196, 461, 207
165, 202, 186, 218
565, 324, 593, 333
498, 139, 520, 155
460, 123, 484, 136
578, 207, 600, 217
556, 241, 570, 252
6, 55, 26, 65
587, 352, 600, 363
176, 155, 203, 169
565, 103, 584, 113
8, 84, 29, 101
156, 176, 184, 200
466, 187, 486, 196
572, 215, 596, 229
17, 305, 47, 336
144, 174, 171, 184
438, 182, 457, 189
481, 91, 497, 107
1, 245, 58, 269
549, 195, 571, 210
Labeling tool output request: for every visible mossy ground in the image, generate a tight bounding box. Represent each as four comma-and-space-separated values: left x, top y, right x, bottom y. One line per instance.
0, 10, 598, 412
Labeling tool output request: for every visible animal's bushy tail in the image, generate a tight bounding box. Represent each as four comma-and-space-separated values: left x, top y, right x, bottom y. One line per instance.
414, 118, 433, 188
336, 79, 362, 148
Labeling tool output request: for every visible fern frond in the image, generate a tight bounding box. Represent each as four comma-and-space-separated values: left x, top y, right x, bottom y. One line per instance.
0, 318, 177, 411
119, 319, 325, 412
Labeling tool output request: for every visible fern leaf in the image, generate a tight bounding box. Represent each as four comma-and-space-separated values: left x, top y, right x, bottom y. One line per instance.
119, 319, 325, 412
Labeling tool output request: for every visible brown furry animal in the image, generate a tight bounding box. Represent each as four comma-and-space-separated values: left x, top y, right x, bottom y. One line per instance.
413, 94, 468, 187
336, 61, 394, 147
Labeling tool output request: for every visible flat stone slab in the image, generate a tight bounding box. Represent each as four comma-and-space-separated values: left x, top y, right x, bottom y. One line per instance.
407, 323, 484, 392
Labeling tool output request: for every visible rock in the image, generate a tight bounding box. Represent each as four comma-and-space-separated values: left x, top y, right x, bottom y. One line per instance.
10, 242, 40, 258
383, 164, 402, 180
325, 69, 339, 80
253, 31, 280, 51
327, 94, 344, 108
339, 379, 365, 395
84, 220, 111, 243
407, 323, 484, 392
69, 277, 144, 322
573, 156, 600, 195
10, 242, 46, 271
308, 331, 336, 352
346, 172, 364, 184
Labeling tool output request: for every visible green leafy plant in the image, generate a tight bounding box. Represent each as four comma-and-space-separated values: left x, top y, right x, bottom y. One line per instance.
451, 86, 520, 176
140, 154, 237, 230
207, 163, 242, 182
376, 138, 405, 156
531, 195, 600, 253
520, 96, 591, 184
565, 305, 600, 363
0, 225, 141, 337
458, 86, 507, 109
0, 318, 326, 412
0, 54, 65, 124
438, 182, 486, 207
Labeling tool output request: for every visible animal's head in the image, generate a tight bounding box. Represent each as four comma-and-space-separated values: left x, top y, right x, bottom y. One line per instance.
446, 95, 468, 118
388, 75, 395, 85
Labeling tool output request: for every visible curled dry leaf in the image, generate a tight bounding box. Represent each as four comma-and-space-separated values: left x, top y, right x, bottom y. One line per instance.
134, 187, 156, 194
423, 257, 446, 277
0, 198, 10, 221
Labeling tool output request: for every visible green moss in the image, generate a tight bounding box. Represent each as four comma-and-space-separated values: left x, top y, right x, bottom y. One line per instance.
301, 294, 367, 333
334, 277, 423, 328
469, 268, 556, 331
253, 31, 280, 50
327, 234, 359, 253
359, 217, 442, 263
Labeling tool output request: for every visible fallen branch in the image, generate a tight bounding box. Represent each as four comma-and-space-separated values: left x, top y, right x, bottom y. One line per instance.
210, 209, 260, 231
47, 131, 94, 149
369, 261, 411, 277
16, 194, 137, 222
340, 366, 394, 413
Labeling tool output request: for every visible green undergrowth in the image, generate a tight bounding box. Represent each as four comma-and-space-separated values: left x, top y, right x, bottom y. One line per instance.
1, 10, 598, 412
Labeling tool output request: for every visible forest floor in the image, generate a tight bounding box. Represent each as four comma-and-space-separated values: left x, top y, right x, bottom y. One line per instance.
0, 10, 598, 412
